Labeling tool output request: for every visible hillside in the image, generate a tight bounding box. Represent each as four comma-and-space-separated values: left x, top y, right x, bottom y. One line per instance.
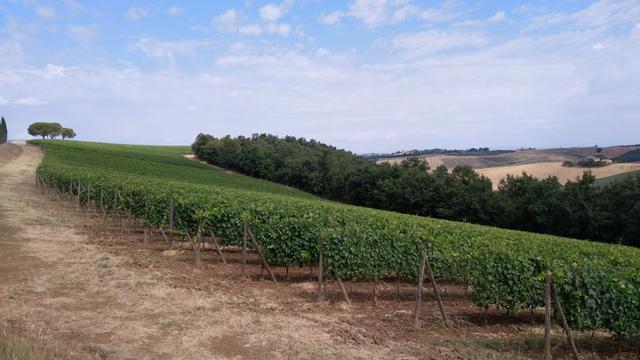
596, 168, 640, 186
34, 140, 317, 200
378, 145, 640, 185
30, 139, 640, 343
6, 142, 638, 359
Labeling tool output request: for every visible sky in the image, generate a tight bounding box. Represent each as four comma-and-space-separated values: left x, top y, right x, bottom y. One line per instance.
0, 0, 639, 153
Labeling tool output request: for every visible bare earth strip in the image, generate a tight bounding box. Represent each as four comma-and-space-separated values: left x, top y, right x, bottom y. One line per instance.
477, 162, 640, 189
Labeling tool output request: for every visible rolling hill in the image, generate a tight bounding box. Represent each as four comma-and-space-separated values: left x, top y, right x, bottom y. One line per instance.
378, 145, 640, 186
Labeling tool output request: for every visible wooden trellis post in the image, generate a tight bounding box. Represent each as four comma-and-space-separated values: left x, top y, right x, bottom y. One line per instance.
100, 190, 105, 215
246, 225, 276, 283
544, 272, 552, 360
426, 244, 449, 325
414, 252, 427, 327
169, 202, 175, 230
551, 276, 580, 360
160, 228, 172, 246
209, 229, 227, 264
86, 183, 92, 210
317, 234, 324, 302
336, 276, 351, 305
112, 189, 118, 221
242, 223, 248, 280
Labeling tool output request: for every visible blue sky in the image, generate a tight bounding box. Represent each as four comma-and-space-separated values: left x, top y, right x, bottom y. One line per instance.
1, 0, 639, 152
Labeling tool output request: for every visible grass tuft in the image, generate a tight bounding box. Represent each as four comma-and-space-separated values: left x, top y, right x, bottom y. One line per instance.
0, 327, 69, 360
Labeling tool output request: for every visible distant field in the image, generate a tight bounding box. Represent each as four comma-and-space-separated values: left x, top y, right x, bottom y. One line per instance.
595, 168, 640, 186
477, 162, 640, 189
379, 145, 640, 168
378, 145, 640, 187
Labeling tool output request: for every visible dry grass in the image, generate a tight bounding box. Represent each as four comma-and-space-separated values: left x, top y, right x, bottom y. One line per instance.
477, 162, 640, 189
0, 143, 23, 167
0, 328, 69, 360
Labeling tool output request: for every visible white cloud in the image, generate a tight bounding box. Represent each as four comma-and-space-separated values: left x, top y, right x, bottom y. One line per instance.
239, 23, 291, 36
14, 97, 46, 106
319, 11, 344, 26
123, 6, 148, 21
35, 6, 55, 19
68, 24, 97, 47
214, 7, 291, 37
38, 64, 67, 80
260, 4, 281, 21
129, 37, 212, 63
528, 0, 640, 31
167, 5, 183, 16
419, 1, 466, 23
321, 0, 463, 27
213, 9, 238, 32
237, 24, 261, 36
0, 41, 26, 67
348, 0, 415, 27
63, 0, 84, 14
393, 30, 489, 55
489, 11, 506, 22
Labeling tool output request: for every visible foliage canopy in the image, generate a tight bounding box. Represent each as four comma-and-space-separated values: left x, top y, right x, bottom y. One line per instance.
193, 133, 640, 246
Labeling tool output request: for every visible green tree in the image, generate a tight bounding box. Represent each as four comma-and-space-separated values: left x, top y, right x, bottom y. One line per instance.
27, 122, 62, 139
0, 117, 7, 144
61, 128, 76, 139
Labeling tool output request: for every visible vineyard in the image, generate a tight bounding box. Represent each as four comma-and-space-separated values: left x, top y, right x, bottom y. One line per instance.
31, 140, 640, 341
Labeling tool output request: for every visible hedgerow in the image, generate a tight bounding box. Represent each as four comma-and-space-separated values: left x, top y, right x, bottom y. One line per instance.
31, 140, 640, 338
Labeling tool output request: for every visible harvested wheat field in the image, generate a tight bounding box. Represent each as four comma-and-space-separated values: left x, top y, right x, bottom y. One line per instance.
477, 162, 640, 189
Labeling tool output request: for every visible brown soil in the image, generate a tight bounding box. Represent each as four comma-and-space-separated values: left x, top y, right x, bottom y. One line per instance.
1, 145, 636, 359
183, 153, 239, 175
0, 143, 23, 166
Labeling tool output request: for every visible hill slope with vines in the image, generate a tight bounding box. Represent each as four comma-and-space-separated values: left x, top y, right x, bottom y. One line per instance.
31, 140, 640, 339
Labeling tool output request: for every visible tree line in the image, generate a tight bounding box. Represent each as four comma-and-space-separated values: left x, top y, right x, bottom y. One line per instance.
28, 122, 76, 139
192, 133, 640, 247
361, 147, 513, 160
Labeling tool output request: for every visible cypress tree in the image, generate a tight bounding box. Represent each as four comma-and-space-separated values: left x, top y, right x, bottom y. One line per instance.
0, 117, 7, 144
